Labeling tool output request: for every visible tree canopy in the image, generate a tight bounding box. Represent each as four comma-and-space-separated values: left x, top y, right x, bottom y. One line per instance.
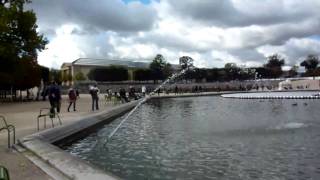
179, 56, 194, 69
0, 0, 47, 90
264, 54, 285, 78
149, 54, 172, 81
300, 55, 319, 71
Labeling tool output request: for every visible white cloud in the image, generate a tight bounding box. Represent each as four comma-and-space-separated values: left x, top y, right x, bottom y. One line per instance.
31, 0, 320, 69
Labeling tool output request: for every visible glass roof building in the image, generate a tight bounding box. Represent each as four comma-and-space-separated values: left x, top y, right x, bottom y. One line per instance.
61, 58, 152, 84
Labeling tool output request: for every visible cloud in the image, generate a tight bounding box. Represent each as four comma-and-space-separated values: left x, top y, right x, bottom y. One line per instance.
258, 38, 320, 65
166, 0, 320, 27
29, 0, 157, 34
29, 0, 320, 69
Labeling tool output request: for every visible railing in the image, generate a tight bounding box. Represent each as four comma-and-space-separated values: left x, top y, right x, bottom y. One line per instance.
0, 115, 15, 148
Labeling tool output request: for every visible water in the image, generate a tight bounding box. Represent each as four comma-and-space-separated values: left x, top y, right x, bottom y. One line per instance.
222, 91, 320, 98
65, 96, 320, 180
107, 68, 188, 140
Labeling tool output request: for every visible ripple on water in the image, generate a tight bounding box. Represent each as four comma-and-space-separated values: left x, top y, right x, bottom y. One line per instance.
65, 96, 320, 180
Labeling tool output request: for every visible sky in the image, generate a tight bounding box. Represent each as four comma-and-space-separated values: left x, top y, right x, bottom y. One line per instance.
29, 0, 320, 69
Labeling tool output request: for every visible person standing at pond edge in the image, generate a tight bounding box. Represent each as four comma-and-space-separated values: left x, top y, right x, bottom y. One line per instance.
90, 84, 100, 111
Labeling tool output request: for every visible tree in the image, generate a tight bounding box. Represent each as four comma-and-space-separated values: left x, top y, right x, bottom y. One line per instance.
0, 0, 47, 90
300, 55, 319, 78
49, 69, 62, 84
287, 65, 298, 78
40, 65, 49, 84
133, 69, 153, 81
224, 63, 240, 81
149, 54, 171, 82
264, 54, 285, 78
74, 71, 86, 81
179, 56, 194, 70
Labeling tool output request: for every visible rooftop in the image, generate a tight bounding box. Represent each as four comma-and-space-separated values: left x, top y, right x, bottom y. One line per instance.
69, 58, 151, 68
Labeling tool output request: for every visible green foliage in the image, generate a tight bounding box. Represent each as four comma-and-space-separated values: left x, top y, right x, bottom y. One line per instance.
264, 54, 285, 78
49, 69, 62, 84
287, 65, 298, 78
40, 65, 49, 83
88, 65, 128, 81
133, 68, 153, 81
179, 56, 194, 69
74, 71, 86, 81
185, 68, 207, 82
149, 54, 172, 81
300, 55, 319, 77
0, 0, 48, 90
265, 54, 285, 68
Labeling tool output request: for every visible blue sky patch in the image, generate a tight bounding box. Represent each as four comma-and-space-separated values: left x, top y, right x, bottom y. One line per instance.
309, 35, 320, 41
122, 0, 151, 4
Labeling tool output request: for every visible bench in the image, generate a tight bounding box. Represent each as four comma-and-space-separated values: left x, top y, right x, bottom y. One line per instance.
37, 108, 62, 131
0, 115, 15, 148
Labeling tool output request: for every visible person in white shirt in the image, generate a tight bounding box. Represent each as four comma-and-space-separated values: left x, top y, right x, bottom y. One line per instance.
89, 84, 100, 111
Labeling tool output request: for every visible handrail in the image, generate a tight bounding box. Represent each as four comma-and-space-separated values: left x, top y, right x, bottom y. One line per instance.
0, 115, 15, 148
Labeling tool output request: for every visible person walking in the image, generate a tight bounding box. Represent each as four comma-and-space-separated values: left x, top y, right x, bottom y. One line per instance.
48, 81, 61, 117
90, 84, 100, 111
141, 85, 146, 96
67, 87, 78, 112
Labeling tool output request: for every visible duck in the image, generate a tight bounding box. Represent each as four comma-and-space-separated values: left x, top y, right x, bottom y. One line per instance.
292, 103, 298, 106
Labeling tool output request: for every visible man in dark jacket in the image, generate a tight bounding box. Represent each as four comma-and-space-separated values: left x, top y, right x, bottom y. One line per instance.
48, 81, 61, 116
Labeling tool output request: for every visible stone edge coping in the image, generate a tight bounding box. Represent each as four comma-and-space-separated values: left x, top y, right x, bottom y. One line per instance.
18, 100, 140, 180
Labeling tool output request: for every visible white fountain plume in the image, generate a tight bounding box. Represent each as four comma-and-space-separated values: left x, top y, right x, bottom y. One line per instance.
107, 68, 189, 141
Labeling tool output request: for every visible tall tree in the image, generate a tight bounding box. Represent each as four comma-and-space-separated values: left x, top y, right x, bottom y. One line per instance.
179, 56, 194, 70
0, 0, 47, 90
300, 55, 319, 78
264, 54, 285, 78
149, 54, 171, 82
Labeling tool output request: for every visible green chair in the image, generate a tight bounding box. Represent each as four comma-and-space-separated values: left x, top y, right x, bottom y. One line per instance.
0, 166, 10, 180
37, 108, 62, 131
0, 116, 15, 148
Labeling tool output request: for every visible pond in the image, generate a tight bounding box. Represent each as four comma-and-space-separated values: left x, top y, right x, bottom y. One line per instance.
65, 96, 320, 180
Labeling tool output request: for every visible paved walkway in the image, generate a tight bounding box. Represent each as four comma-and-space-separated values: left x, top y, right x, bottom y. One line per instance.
0, 94, 114, 180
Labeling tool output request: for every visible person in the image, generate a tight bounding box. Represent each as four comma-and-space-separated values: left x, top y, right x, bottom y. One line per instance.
90, 84, 100, 111
141, 85, 146, 96
67, 87, 78, 112
119, 88, 129, 103
174, 86, 178, 94
48, 81, 61, 117
129, 86, 137, 100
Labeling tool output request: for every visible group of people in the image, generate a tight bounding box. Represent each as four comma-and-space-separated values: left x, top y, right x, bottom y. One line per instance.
46, 82, 148, 114
47, 81, 80, 115
106, 86, 145, 104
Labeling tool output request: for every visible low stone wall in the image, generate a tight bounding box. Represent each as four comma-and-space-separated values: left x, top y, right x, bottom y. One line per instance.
18, 101, 140, 180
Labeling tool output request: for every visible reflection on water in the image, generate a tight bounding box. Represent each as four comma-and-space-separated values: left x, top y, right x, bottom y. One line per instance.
65, 96, 320, 180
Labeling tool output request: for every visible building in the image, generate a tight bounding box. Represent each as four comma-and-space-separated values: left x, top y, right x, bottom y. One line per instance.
61, 58, 152, 85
